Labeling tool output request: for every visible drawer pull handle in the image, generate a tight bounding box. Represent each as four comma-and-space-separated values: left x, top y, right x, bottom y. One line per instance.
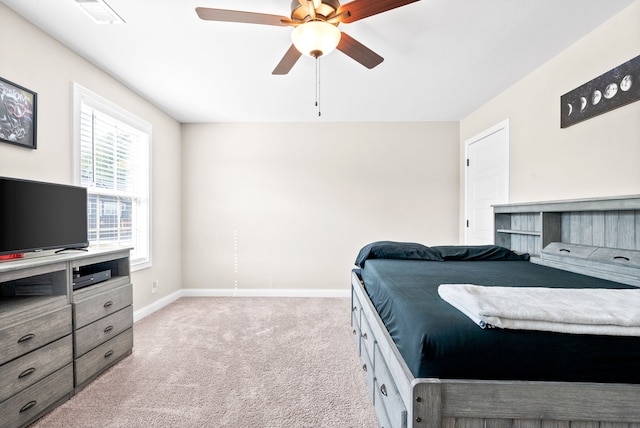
104, 325, 114, 333
614, 256, 630, 261
361, 332, 368, 340
17, 333, 35, 343
18, 368, 36, 379
104, 301, 114, 308
104, 350, 114, 358
19, 400, 37, 413
362, 364, 367, 372
559, 248, 571, 253
380, 383, 388, 396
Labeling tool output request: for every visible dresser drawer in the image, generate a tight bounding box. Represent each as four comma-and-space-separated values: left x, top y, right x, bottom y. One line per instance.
352, 316, 362, 356
0, 306, 72, 366
0, 335, 72, 403
374, 343, 407, 428
351, 289, 362, 329
75, 328, 133, 387
360, 313, 375, 364
74, 306, 133, 357
73, 283, 132, 329
374, 379, 394, 428
0, 364, 73, 428
360, 340, 374, 402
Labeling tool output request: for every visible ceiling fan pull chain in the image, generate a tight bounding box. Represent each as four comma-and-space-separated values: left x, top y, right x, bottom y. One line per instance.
316, 57, 322, 116
316, 56, 321, 117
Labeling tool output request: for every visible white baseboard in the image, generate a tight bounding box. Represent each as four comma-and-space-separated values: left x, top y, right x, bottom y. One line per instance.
133, 288, 350, 322
180, 288, 351, 298
133, 290, 183, 322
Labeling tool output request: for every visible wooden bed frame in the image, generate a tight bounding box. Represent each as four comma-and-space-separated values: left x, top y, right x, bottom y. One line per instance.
351, 195, 640, 428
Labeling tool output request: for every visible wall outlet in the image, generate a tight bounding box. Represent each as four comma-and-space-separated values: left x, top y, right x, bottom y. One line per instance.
152, 280, 159, 294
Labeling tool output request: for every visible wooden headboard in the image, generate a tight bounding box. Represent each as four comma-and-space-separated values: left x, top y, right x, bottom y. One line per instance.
493, 195, 640, 287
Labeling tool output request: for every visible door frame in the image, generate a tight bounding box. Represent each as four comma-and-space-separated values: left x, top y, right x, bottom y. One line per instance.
464, 119, 510, 244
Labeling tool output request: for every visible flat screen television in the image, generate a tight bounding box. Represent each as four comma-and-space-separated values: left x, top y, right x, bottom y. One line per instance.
0, 176, 88, 257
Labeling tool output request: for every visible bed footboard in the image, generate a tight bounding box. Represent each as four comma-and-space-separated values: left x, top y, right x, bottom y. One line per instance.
413, 380, 640, 428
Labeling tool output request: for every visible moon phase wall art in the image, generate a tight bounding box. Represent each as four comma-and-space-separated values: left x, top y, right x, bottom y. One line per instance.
561, 54, 640, 128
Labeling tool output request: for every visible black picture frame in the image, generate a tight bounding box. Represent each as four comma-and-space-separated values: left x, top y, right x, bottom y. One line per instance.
0, 76, 37, 149
561, 54, 640, 128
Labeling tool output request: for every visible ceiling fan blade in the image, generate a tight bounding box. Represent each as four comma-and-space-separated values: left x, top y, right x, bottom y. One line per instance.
336, 0, 419, 24
272, 45, 303, 75
337, 32, 384, 69
196, 7, 292, 26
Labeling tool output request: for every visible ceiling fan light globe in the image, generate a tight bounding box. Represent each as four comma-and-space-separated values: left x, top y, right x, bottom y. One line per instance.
291, 21, 341, 57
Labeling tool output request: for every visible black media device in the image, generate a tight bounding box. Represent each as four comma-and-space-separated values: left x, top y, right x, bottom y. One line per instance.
73, 269, 112, 290
0, 176, 89, 257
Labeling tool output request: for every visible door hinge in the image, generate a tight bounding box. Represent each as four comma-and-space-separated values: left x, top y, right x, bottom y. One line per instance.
466, 159, 469, 167
466, 219, 469, 227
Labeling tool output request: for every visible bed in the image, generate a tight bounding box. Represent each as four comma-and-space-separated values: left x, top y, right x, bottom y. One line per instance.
351, 195, 640, 428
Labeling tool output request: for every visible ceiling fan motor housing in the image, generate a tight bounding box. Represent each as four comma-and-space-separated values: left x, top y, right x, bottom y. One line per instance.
290, 0, 340, 21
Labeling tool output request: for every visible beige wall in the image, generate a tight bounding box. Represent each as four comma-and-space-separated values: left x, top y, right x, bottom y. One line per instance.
460, 0, 640, 226
181, 122, 460, 291
0, 5, 183, 311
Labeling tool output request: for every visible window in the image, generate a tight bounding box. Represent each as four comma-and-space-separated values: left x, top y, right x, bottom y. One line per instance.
73, 83, 151, 270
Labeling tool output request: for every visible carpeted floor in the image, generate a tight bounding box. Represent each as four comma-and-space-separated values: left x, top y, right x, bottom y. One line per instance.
31, 297, 377, 427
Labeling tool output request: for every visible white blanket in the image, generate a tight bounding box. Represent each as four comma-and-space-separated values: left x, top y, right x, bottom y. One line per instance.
438, 284, 640, 336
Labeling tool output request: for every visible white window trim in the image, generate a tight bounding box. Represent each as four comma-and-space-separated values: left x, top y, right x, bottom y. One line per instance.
72, 82, 152, 271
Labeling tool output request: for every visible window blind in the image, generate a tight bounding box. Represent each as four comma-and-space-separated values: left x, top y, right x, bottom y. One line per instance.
76, 85, 150, 268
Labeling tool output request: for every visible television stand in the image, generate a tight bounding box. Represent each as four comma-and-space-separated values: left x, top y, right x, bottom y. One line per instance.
0, 248, 133, 428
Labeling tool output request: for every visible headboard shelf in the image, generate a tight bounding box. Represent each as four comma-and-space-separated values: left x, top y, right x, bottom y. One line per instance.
493, 195, 640, 286
493, 194, 640, 213
495, 229, 541, 236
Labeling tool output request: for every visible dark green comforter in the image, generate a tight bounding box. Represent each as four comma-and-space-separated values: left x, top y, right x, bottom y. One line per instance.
360, 258, 640, 383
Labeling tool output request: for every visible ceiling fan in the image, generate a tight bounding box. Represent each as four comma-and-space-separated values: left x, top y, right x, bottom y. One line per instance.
196, 0, 420, 75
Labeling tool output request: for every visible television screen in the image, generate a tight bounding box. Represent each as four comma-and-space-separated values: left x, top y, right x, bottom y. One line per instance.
0, 177, 88, 256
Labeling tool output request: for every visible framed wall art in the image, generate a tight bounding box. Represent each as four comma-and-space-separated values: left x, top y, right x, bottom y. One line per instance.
561, 54, 640, 128
0, 76, 37, 149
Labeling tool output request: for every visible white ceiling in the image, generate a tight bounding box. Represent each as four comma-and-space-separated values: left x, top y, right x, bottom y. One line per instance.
2, 0, 635, 123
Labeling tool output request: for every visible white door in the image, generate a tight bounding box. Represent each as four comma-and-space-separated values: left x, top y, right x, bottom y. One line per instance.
465, 120, 509, 244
